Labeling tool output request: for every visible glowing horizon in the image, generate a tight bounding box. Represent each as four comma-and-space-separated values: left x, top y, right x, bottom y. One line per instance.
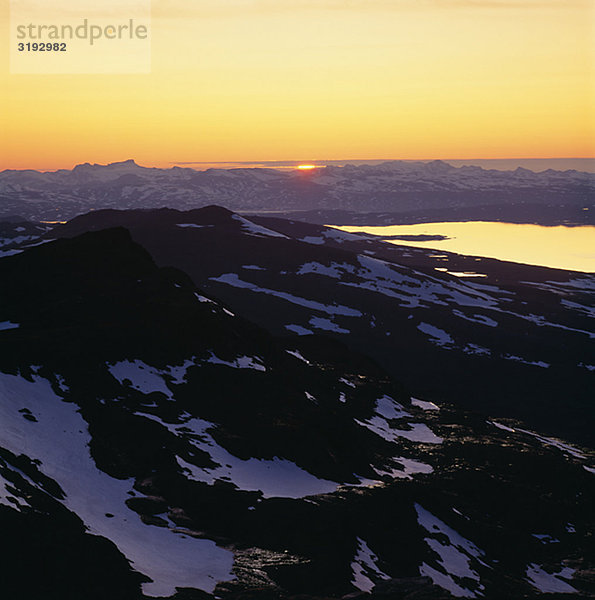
1, 0, 593, 171
2, 156, 595, 175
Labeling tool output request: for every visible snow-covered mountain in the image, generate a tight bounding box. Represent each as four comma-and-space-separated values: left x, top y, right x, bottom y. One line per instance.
0, 211, 593, 599
0, 159, 593, 224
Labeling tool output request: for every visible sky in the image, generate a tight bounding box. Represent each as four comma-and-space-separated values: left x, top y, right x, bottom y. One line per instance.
1, 0, 594, 170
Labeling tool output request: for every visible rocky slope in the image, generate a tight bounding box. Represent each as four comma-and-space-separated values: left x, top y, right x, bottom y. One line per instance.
0, 220, 593, 599
48, 206, 595, 447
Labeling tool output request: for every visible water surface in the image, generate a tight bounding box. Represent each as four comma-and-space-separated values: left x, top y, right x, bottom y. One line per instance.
338, 222, 595, 273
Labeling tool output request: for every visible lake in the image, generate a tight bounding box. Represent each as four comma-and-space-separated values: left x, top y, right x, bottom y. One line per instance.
337, 221, 595, 273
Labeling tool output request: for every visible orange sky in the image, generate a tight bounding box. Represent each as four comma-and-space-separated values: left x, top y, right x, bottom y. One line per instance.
1, 0, 594, 170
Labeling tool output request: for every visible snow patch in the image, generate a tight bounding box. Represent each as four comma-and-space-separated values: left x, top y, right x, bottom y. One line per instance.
376, 395, 411, 420
350, 537, 390, 592
389, 423, 443, 444
108, 360, 174, 398
356, 395, 441, 444
453, 310, 498, 327
299, 235, 325, 245
532, 534, 560, 544
490, 422, 592, 466
210, 273, 362, 317
0, 373, 235, 597
411, 398, 439, 411
0, 249, 23, 257
195, 293, 215, 303
232, 215, 289, 239
463, 344, 491, 356
0, 462, 33, 510
373, 457, 434, 480
489, 421, 516, 433
526, 564, 577, 594
516, 428, 587, 460
207, 353, 266, 372
285, 349, 310, 364
417, 323, 454, 348
285, 324, 313, 335
503, 355, 550, 368
416, 504, 486, 598
297, 261, 354, 278
309, 317, 350, 334
322, 228, 364, 243
141, 414, 339, 499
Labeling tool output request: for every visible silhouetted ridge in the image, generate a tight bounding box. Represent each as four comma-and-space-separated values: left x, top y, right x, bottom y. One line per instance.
57, 206, 237, 237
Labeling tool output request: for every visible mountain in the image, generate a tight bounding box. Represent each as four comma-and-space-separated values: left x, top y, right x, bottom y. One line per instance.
49, 206, 595, 448
0, 160, 593, 224
0, 212, 593, 599
0, 218, 52, 258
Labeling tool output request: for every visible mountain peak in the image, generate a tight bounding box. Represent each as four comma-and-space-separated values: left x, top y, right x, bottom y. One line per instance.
72, 159, 141, 171
424, 159, 455, 172
107, 159, 139, 168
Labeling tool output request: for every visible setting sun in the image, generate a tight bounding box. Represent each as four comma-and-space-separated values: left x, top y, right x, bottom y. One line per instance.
297, 164, 318, 170
1, 1, 593, 169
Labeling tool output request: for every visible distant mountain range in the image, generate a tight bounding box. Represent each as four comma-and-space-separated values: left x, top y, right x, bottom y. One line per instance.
1, 159, 593, 225
1, 206, 594, 599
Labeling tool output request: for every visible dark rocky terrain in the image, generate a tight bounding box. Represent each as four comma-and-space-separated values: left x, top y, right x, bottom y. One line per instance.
44, 206, 595, 447
0, 210, 593, 599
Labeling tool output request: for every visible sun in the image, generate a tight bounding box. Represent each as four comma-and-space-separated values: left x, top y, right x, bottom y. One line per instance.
297, 164, 318, 170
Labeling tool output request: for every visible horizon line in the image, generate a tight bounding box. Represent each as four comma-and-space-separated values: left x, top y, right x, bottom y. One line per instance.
3, 156, 594, 174
172, 156, 595, 165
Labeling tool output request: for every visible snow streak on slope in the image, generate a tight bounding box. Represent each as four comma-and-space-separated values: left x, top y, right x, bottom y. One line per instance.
350, 537, 390, 592
295, 255, 595, 342
232, 214, 289, 239
488, 421, 594, 473
206, 353, 267, 372
417, 323, 454, 348
309, 316, 350, 333
416, 503, 487, 598
297, 256, 499, 311
139, 413, 340, 499
0, 461, 33, 510
108, 360, 176, 398
108, 355, 268, 399
134, 389, 438, 496
356, 395, 443, 445
526, 564, 577, 594
411, 398, 440, 411
0, 372, 235, 597
210, 273, 362, 316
